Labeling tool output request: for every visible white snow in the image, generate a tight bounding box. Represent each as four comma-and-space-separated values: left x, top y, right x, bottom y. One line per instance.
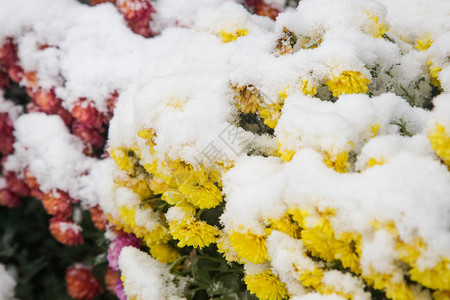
118, 247, 185, 300
0, 264, 16, 300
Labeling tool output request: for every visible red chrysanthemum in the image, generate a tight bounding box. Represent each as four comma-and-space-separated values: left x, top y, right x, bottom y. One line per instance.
90, 0, 115, 5
5, 172, 30, 197
33, 88, 61, 114
89, 205, 108, 231
66, 264, 104, 300
72, 122, 105, 148
49, 217, 84, 246
0, 112, 14, 156
246, 0, 280, 20
72, 99, 104, 130
0, 39, 18, 68
8, 64, 23, 83
0, 188, 22, 208
104, 267, 120, 295
41, 191, 73, 219
116, 0, 155, 38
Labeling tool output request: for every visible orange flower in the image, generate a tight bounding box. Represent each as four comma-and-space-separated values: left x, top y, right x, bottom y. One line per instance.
90, 205, 108, 231
49, 217, 84, 246
104, 268, 120, 295
41, 191, 73, 219
72, 99, 104, 130
66, 265, 104, 300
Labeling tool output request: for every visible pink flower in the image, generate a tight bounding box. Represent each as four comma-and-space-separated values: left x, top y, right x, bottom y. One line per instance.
107, 234, 141, 271
113, 277, 127, 300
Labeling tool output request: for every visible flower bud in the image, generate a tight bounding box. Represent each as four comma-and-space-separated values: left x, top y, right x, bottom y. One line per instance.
107, 234, 141, 271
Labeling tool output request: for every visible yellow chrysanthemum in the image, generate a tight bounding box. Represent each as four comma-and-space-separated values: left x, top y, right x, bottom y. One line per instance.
143, 160, 158, 175
428, 123, 450, 165
396, 237, 425, 265
288, 208, 308, 228
244, 270, 289, 300
366, 13, 389, 38
433, 290, 450, 300
277, 141, 295, 162
110, 147, 135, 173
299, 268, 324, 289
233, 84, 263, 114
427, 60, 442, 88
118, 206, 170, 245
141, 224, 171, 246
149, 176, 169, 195
370, 124, 380, 137
169, 217, 219, 249
278, 87, 289, 101
409, 259, 450, 291
130, 177, 152, 200
161, 189, 185, 205
149, 244, 181, 264
334, 232, 362, 274
326, 71, 370, 98
220, 28, 248, 43
118, 206, 137, 233
300, 79, 317, 96
266, 214, 301, 239
297, 34, 322, 49
217, 233, 244, 263
178, 181, 222, 209
415, 34, 433, 51
323, 150, 349, 173
166, 97, 187, 110
366, 273, 413, 300
260, 103, 283, 129
301, 219, 336, 262
229, 230, 268, 264
137, 129, 157, 156
367, 157, 386, 168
